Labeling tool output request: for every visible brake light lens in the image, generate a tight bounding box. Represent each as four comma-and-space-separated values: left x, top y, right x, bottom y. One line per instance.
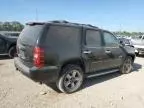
34, 47, 44, 68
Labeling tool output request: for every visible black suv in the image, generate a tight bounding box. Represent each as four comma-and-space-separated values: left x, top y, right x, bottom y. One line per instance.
0, 34, 17, 58
14, 21, 135, 93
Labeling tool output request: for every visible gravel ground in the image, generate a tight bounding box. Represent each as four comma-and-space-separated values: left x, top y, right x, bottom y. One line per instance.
0, 56, 144, 108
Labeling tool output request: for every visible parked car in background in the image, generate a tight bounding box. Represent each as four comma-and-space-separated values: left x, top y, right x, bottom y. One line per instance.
0, 31, 20, 37
0, 34, 17, 58
14, 20, 135, 93
131, 35, 144, 56
118, 37, 134, 48
118, 37, 135, 55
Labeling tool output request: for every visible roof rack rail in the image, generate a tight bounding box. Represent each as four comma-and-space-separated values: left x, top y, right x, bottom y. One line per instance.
48, 20, 99, 28
26, 22, 45, 25
50, 20, 69, 23
87, 24, 98, 28
82, 24, 98, 28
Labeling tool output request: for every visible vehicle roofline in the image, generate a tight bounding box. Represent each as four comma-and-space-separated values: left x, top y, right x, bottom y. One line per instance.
26, 20, 101, 30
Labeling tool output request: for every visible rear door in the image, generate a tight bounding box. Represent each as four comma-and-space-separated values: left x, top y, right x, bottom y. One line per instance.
102, 31, 124, 69
82, 29, 107, 73
17, 24, 45, 67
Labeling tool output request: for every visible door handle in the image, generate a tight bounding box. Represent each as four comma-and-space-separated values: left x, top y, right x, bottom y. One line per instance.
105, 50, 111, 54
83, 50, 92, 54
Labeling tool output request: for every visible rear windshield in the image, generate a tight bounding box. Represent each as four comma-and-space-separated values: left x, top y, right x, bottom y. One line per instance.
19, 25, 44, 45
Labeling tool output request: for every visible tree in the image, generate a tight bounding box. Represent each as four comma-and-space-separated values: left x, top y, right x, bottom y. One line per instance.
3, 22, 12, 31
0, 22, 3, 31
0, 21, 24, 31
113, 31, 144, 37
11, 21, 24, 31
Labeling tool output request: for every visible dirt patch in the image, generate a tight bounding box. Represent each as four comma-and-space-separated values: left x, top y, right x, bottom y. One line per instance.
0, 57, 144, 108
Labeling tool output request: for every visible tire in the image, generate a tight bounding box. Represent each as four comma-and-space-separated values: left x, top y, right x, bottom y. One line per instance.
8, 46, 17, 58
120, 56, 133, 74
56, 65, 84, 93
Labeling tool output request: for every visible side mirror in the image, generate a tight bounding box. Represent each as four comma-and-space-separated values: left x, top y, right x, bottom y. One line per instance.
119, 40, 125, 46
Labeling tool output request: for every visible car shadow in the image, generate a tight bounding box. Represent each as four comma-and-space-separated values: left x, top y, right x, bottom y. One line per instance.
83, 63, 142, 90
44, 72, 122, 93
133, 63, 142, 72
45, 62, 142, 93
0, 55, 10, 60
83, 72, 121, 89
137, 54, 144, 58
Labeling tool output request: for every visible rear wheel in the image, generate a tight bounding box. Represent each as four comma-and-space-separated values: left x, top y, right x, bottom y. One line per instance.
8, 46, 17, 58
120, 56, 133, 74
56, 65, 84, 93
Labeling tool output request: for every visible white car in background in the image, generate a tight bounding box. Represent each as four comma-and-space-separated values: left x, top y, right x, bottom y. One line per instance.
131, 35, 144, 56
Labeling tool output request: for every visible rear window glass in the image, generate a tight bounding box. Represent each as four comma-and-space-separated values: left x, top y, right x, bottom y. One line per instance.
19, 25, 44, 45
45, 25, 80, 47
44, 25, 80, 55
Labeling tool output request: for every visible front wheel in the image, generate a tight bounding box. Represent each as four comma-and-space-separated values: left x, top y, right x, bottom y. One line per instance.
120, 56, 133, 74
56, 65, 84, 93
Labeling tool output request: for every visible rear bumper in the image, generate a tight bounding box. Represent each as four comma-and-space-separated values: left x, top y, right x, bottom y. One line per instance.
14, 57, 59, 83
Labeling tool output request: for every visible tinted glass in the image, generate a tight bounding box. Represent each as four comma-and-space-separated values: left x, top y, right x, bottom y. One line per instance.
103, 32, 119, 46
86, 30, 101, 47
19, 25, 44, 45
45, 25, 80, 51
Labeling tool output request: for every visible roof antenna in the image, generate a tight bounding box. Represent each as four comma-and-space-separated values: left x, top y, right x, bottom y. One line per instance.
36, 8, 38, 21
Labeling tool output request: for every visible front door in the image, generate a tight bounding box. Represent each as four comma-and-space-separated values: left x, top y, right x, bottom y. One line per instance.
102, 31, 124, 69
82, 29, 107, 73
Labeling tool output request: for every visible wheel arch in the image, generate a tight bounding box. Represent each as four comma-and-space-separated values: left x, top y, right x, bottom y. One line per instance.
127, 54, 135, 63
8, 43, 16, 51
59, 58, 86, 76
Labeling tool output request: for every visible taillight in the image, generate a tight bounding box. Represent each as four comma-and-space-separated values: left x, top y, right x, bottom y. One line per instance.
33, 47, 44, 68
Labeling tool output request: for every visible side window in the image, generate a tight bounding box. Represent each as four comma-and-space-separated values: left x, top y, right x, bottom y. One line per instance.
45, 25, 80, 50
103, 32, 119, 47
86, 30, 101, 47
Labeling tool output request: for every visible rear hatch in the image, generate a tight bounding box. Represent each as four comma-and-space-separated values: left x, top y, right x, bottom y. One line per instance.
17, 23, 45, 67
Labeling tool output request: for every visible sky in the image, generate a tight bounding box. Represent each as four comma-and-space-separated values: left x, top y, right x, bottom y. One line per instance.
0, 0, 144, 32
